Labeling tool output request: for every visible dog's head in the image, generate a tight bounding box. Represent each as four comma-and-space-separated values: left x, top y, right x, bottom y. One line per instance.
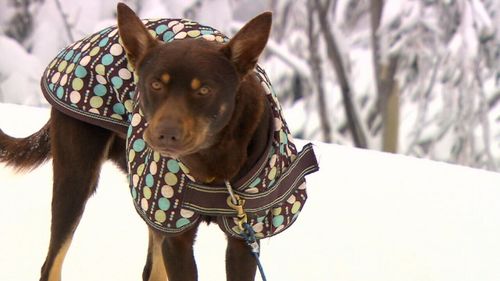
117, 3, 271, 158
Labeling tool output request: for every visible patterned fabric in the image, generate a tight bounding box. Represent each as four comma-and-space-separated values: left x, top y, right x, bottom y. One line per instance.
41, 18, 319, 239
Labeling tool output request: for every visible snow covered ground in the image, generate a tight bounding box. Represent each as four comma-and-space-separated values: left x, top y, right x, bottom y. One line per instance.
1, 103, 500, 281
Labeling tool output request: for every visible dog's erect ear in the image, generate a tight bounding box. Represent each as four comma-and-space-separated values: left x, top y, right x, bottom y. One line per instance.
117, 3, 158, 68
221, 12, 272, 76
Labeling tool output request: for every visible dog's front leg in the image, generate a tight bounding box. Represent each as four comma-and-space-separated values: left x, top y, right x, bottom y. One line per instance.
143, 229, 168, 281
160, 225, 199, 281
226, 235, 258, 281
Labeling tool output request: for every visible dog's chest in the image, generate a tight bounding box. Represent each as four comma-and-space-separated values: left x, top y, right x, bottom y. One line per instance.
41, 18, 317, 239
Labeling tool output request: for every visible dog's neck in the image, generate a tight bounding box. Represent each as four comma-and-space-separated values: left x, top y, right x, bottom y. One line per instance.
179, 73, 270, 185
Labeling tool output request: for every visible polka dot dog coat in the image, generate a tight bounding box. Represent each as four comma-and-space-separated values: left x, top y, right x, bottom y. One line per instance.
41, 18, 319, 239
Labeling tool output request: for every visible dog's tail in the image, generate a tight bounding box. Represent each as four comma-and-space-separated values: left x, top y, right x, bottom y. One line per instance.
0, 121, 51, 172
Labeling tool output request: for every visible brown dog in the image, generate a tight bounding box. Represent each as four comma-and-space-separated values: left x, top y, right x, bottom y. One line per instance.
0, 3, 318, 281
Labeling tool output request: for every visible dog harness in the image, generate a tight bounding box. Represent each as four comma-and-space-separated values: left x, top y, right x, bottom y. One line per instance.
40, 18, 319, 239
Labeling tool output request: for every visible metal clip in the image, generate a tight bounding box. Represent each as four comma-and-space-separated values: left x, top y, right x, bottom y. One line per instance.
226, 194, 248, 231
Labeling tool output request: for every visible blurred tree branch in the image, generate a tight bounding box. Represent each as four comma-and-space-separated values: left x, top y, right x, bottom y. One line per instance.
54, 0, 74, 42
314, 0, 368, 148
307, 1, 332, 143
370, 0, 400, 153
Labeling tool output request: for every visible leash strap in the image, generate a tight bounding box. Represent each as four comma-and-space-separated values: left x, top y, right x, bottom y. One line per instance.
242, 223, 268, 281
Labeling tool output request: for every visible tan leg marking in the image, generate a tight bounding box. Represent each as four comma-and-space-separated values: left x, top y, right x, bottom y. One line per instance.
47, 238, 72, 281
148, 231, 168, 281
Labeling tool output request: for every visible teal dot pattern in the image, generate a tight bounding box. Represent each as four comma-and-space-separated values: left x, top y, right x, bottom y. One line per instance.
41, 18, 307, 238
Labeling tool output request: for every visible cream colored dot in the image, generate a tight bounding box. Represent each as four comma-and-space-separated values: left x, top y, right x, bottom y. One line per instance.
161, 185, 174, 198
51, 72, 61, 84
132, 174, 139, 186
110, 43, 123, 56
81, 42, 91, 52
180, 208, 195, 218
298, 182, 306, 190
202, 34, 215, 41
168, 21, 180, 28
119, 68, 132, 80
274, 118, 283, 131
72, 41, 82, 50
69, 91, 81, 103
253, 222, 264, 233
96, 75, 107, 85
172, 23, 185, 33
245, 187, 259, 194
150, 161, 158, 175
275, 224, 285, 233
131, 113, 142, 127
108, 28, 118, 38
79, 56, 91, 66
174, 32, 187, 39
60, 74, 68, 86
141, 198, 149, 211
269, 154, 278, 167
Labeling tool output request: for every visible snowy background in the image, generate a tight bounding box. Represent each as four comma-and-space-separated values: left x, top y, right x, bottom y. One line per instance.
2, 0, 500, 280
1, 0, 500, 170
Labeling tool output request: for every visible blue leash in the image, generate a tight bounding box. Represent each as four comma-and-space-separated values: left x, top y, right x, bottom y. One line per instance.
225, 181, 269, 281
242, 222, 268, 281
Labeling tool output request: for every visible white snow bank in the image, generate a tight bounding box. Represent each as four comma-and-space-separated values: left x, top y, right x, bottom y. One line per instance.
0, 37, 46, 106
1, 103, 500, 281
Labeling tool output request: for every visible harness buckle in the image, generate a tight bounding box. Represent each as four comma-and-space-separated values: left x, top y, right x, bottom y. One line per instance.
226, 194, 248, 231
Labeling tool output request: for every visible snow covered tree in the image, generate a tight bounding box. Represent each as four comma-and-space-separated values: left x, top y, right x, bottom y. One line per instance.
1, 0, 500, 170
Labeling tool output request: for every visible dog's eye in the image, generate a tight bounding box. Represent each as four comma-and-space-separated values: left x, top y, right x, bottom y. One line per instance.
198, 86, 211, 96
151, 81, 162, 91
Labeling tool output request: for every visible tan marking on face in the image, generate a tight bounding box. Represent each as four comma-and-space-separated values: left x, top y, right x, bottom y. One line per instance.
161, 72, 170, 83
191, 78, 201, 90
219, 104, 227, 115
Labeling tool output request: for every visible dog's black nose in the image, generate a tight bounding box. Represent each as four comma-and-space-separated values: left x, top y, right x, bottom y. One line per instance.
157, 126, 181, 144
